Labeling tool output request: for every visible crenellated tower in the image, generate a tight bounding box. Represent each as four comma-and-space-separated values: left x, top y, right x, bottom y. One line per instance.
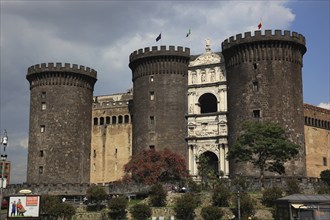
221, 30, 307, 177
129, 46, 190, 158
26, 63, 97, 184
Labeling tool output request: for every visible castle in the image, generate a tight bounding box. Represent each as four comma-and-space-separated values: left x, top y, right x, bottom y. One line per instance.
25, 30, 330, 186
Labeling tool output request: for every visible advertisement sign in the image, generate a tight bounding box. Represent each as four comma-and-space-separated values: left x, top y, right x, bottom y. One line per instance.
7, 195, 40, 218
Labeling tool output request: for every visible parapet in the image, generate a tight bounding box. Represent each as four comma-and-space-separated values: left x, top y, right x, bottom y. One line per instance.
129, 45, 190, 63
27, 62, 97, 79
222, 30, 306, 50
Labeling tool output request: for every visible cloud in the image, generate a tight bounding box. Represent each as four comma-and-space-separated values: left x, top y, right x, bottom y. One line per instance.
318, 102, 330, 110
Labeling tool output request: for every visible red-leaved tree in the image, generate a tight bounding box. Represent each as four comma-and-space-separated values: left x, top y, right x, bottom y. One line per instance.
124, 148, 188, 185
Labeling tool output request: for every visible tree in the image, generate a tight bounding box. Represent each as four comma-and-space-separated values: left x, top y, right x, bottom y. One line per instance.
124, 148, 188, 185
212, 183, 231, 207
108, 196, 128, 220
201, 206, 224, 220
86, 184, 107, 210
174, 193, 200, 220
149, 183, 167, 207
130, 204, 152, 220
197, 154, 218, 189
227, 121, 300, 189
262, 187, 283, 207
40, 195, 75, 220
320, 169, 330, 186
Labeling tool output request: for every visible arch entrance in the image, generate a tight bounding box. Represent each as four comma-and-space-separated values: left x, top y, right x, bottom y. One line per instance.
200, 151, 219, 176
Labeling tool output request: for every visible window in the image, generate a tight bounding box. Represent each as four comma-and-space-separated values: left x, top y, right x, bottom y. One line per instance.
39, 166, 43, 174
124, 115, 129, 123
93, 117, 98, 125
323, 157, 328, 166
253, 110, 260, 118
150, 91, 155, 100
112, 116, 117, 124
93, 150, 96, 158
41, 92, 46, 99
199, 93, 218, 113
40, 125, 45, 133
150, 76, 154, 82
118, 115, 123, 124
100, 117, 104, 125
253, 63, 258, 69
149, 145, 155, 150
150, 116, 155, 125
253, 81, 259, 92
106, 116, 111, 124
41, 102, 46, 110
40, 150, 44, 157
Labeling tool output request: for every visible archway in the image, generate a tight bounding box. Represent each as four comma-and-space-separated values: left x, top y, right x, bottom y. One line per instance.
198, 93, 217, 113
199, 151, 219, 177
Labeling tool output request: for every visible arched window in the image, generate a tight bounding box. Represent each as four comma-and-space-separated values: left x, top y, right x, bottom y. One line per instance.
200, 151, 219, 176
198, 93, 218, 113
100, 117, 104, 125
118, 115, 123, 124
124, 115, 129, 123
93, 117, 98, 126
106, 116, 111, 124
112, 116, 117, 124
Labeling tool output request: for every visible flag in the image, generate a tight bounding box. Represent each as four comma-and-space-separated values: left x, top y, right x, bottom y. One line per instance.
156, 33, 161, 42
258, 19, 262, 29
186, 28, 191, 37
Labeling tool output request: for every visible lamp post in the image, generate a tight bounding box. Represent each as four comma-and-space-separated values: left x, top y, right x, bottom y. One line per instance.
0, 130, 8, 210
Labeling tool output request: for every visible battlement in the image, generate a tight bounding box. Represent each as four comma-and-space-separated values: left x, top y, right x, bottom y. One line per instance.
27, 62, 97, 79
222, 30, 306, 50
129, 45, 190, 62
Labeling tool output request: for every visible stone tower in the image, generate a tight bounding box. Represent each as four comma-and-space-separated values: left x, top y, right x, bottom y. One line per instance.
221, 30, 307, 177
129, 46, 190, 158
26, 63, 97, 184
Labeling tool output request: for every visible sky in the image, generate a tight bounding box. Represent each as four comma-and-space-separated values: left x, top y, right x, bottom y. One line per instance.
0, 0, 329, 184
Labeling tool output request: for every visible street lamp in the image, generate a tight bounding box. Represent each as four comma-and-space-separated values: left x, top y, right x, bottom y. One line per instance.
0, 130, 8, 210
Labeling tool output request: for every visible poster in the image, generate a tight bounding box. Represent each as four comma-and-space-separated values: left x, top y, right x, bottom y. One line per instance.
7, 195, 40, 218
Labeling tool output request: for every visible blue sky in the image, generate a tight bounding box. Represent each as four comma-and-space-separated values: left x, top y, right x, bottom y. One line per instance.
0, 0, 329, 184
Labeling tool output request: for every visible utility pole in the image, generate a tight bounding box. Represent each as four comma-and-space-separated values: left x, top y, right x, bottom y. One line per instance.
0, 130, 8, 210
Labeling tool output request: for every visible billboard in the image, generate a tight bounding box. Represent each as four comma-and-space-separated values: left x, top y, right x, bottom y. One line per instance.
7, 195, 40, 218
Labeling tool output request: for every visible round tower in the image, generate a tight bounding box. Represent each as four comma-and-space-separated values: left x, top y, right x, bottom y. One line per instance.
26, 63, 97, 184
221, 30, 307, 177
129, 46, 190, 158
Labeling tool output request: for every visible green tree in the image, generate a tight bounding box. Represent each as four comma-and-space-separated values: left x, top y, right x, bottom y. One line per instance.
320, 169, 330, 186
285, 178, 301, 195
50, 202, 76, 220
227, 121, 300, 189
40, 195, 76, 220
201, 206, 224, 220
233, 193, 254, 220
124, 148, 188, 185
149, 183, 167, 207
130, 203, 152, 220
86, 184, 107, 210
108, 196, 128, 220
174, 193, 200, 220
212, 183, 231, 207
262, 187, 283, 207
197, 154, 218, 189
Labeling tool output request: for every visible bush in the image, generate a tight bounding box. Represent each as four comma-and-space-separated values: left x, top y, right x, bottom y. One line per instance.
86, 185, 107, 210
108, 196, 128, 220
130, 203, 152, 220
201, 206, 224, 220
316, 183, 330, 194
233, 193, 254, 220
320, 169, 330, 186
262, 187, 283, 207
149, 183, 167, 207
174, 193, 200, 220
212, 183, 231, 207
50, 202, 76, 219
285, 179, 301, 195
